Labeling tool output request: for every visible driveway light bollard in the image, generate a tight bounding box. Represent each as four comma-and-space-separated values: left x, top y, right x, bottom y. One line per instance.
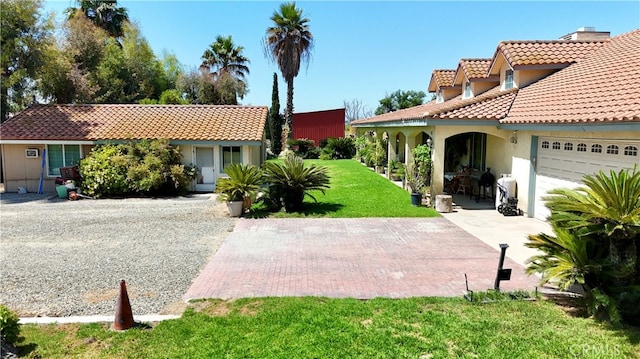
494, 243, 512, 291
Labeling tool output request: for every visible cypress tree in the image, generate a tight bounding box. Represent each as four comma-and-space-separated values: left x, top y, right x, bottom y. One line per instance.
268, 72, 283, 155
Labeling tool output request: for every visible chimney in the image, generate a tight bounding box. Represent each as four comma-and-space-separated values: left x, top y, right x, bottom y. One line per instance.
559, 27, 610, 41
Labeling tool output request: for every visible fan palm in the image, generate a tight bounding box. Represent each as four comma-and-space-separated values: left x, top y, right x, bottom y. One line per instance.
262, 153, 329, 212
200, 35, 250, 104
264, 2, 314, 134
66, 0, 129, 38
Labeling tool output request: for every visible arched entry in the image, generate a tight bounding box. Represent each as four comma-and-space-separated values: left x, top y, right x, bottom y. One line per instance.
445, 132, 487, 172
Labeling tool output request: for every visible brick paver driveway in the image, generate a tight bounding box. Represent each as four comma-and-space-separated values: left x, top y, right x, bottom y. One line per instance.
185, 217, 539, 300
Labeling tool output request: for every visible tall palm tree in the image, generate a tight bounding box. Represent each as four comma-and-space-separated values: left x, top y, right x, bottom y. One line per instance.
200, 35, 250, 104
264, 2, 314, 135
65, 0, 129, 38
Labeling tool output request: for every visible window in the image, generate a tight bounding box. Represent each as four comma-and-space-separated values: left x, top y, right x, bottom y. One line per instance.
552, 141, 561, 150
463, 81, 472, 98
591, 144, 602, 153
436, 90, 443, 103
541, 141, 550, 149
221, 146, 241, 171
577, 143, 587, 152
564, 142, 573, 151
624, 146, 638, 156
47, 144, 81, 176
606, 145, 619, 155
504, 69, 514, 89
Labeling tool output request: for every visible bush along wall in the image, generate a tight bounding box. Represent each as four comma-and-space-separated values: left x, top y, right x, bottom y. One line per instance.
79, 139, 197, 198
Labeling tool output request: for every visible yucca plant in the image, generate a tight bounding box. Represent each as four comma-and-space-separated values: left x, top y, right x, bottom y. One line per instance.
262, 153, 330, 212
215, 163, 264, 211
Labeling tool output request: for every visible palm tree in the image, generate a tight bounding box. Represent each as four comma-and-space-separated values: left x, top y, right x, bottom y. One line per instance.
66, 0, 129, 38
264, 2, 314, 136
200, 35, 250, 105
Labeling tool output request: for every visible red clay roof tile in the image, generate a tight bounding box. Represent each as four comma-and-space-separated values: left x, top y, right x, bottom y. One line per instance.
0, 104, 268, 141
428, 70, 457, 92
504, 29, 640, 124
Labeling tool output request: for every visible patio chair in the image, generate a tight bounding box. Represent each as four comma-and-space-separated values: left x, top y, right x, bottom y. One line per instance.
456, 175, 472, 196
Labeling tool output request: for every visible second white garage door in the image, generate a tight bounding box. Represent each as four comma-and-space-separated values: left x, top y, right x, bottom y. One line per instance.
534, 137, 640, 221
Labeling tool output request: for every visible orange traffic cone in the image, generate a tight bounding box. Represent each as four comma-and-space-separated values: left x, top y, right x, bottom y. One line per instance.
112, 279, 135, 331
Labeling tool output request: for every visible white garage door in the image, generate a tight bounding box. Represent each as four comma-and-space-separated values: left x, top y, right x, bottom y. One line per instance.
534, 137, 640, 220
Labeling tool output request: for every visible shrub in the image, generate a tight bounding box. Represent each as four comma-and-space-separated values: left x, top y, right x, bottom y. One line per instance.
526, 167, 640, 325
0, 304, 20, 345
288, 138, 318, 159
262, 153, 330, 212
79, 144, 129, 197
80, 139, 196, 197
323, 137, 356, 160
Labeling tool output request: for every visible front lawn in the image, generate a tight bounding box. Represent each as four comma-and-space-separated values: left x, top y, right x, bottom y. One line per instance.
17, 297, 640, 358
255, 159, 438, 218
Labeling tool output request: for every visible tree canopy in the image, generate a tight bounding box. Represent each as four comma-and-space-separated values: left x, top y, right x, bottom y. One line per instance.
375, 89, 426, 115
1, 0, 54, 122
264, 2, 314, 132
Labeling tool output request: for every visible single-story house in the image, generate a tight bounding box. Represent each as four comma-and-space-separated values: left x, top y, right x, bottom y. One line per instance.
293, 108, 346, 145
351, 27, 640, 220
0, 104, 268, 193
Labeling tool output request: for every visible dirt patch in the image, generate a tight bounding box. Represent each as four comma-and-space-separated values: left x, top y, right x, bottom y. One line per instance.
190, 300, 232, 317
238, 300, 263, 317
543, 293, 588, 318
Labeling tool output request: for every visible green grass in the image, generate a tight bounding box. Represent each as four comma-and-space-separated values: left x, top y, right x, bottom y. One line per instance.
17, 297, 640, 358
252, 159, 439, 218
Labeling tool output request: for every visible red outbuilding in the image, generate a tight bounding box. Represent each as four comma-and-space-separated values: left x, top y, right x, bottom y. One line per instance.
292, 108, 345, 145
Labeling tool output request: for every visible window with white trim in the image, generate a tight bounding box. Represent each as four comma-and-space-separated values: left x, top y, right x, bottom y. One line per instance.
552, 141, 561, 150
564, 142, 573, 151
47, 144, 81, 176
463, 81, 472, 98
504, 69, 514, 89
591, 144, 602, 153
436, 90, 443, 103
541, 141, 549, 149
221, 146, 241, 171
606, 145, 619, 155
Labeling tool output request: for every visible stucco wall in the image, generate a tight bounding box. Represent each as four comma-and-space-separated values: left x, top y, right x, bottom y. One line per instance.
1, 144, 51, 193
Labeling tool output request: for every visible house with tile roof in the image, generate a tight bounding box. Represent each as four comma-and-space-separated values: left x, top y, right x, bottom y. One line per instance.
0, 104, 268, 193
352, 27, 640, 220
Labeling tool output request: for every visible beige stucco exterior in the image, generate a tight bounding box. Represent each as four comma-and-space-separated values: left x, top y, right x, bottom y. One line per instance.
1, 142, 264, 194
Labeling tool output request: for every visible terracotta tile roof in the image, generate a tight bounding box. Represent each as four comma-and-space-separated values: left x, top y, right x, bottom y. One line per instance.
0, 104, 268, 141
454, 59, 497, 84
351, 102, 437, 125
429, 87, 517, 120
427, 70, 457, 92
504, 29, 640, 124
490, 39, 607, 72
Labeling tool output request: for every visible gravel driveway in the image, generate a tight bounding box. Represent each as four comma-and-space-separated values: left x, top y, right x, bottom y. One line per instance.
0, 193, 236, 317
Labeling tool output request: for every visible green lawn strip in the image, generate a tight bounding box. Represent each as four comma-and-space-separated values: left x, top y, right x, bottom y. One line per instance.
267, 159, 439, 218
18, 297, 640, 358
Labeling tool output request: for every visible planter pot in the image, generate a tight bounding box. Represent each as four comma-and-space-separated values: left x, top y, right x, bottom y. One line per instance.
410, 192, 422, 206
227, 201, 244, 217
375, 165, 385, 174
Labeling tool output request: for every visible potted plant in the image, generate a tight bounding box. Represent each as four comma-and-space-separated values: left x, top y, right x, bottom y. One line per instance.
372, 139, 386, 173
405, 164, 425, 206
215, 163, 264, 217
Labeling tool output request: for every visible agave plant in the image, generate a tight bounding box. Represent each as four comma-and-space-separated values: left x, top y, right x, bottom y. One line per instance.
262, 153, 330, 212
215, 163, 264, 211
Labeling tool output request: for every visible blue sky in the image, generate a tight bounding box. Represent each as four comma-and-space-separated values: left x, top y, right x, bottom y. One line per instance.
44, 1, 640, 115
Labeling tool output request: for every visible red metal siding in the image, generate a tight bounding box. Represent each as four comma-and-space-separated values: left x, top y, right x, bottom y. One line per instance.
293, 108, 345, 145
